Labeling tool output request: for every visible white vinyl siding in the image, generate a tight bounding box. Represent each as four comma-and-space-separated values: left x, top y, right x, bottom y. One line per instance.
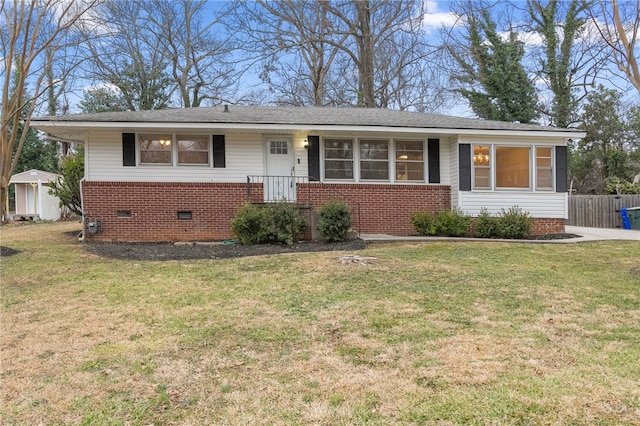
86, 130, 263, 182
460, 191, 567, 219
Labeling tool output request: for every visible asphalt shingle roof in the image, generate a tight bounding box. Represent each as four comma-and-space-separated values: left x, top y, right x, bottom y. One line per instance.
32, 105, 579, 133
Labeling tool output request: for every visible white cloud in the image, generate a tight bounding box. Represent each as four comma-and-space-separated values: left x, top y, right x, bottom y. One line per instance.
422, 0, 460, 33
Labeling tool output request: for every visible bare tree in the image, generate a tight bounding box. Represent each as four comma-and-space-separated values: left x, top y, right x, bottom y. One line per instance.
586, 0, 640, 94
232, 0, 348, 107
78, 0, 171, 111
1, 0, 98, 222
142, 0, 239, 108
233, 0, 437, 110
320, 0, 427, 108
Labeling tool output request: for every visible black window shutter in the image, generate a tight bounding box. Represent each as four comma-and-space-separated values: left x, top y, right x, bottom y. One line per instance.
213, 135, 225, 168
427, 138, 440, 184
459, 144, 472, 191
307, 135, 320, 181
555, 145, 568, 192
122, 133, 136, 166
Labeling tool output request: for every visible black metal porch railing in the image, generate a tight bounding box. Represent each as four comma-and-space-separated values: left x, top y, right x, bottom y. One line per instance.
246, 175, 313, 204
246, 175, 361, 236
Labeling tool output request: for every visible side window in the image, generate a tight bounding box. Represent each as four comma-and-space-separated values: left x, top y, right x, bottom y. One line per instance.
139, 134, 172, 164
473, 145, 491, 189
536, 146, 553, 190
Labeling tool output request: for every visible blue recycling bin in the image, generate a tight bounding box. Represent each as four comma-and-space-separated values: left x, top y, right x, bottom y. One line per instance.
626, 207, 640, 230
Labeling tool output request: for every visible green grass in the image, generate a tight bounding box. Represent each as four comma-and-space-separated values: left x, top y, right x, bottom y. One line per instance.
1, 222, 640, 425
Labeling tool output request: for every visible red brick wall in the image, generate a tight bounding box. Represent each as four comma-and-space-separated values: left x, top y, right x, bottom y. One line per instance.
299, 183, 451, 236
531, 218, 565, 236
82, 181, 257, 242
81, 181, 562, 241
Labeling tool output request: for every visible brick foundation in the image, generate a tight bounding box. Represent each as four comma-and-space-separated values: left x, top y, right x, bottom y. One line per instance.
82, 181, 256, 242
531, 218, 566, 236
81, 181, 563, 241
299, 183, 451, 236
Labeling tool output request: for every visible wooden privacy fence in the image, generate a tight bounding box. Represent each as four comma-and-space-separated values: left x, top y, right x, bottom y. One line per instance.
568, 195, 640, 228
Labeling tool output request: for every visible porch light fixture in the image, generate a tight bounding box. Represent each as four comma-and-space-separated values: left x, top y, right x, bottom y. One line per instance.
158, 138, 171, 146
303, 139, 309, 149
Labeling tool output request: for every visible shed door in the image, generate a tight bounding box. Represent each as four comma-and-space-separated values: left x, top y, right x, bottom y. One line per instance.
265, 139, 295, 201
26, 184, 37, 214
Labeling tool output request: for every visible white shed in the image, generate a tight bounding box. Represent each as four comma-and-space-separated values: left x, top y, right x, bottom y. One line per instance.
9, 169, 62, 221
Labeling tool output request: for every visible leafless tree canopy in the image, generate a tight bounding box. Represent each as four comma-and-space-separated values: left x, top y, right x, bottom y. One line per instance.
585, 0, 640, 94
1, 0, 99, 222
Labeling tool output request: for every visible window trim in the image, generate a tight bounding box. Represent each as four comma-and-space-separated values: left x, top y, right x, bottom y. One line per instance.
395, 139, 426, 182
322, 137, 355, 181
470, 143, 556, 192
321, 137, 429, 183
494, 145, 532, 190
138, 133, 174, 166
535, 145, 554, 191
359, 138, 390, 182
177, 134, 211, 166
136, 133, 215, 167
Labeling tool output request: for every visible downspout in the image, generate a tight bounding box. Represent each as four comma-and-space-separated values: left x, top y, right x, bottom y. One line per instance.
78, 177, 86, 242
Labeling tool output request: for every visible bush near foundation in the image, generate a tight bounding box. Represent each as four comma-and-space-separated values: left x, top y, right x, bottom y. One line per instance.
473, 208, 498, 238
411, 208, 471, 237
317, 199, 352, 242
232, 202, 306, 245
472, 206, 534, 239
494, 206, 534, 239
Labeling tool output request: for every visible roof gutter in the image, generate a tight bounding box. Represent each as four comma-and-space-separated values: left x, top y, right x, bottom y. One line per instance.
30, 120, 586, 139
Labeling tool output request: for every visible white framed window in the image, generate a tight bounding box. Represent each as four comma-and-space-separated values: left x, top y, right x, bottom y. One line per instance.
495, 146, 531, 189
359, 139, 389, 181
536, 146, 553, 190
473, 145, 491, 189
471, 144, 554, 191
395, 140, 424, 181
178, 135, 210, 165
139, 134, 172, 165
324, 138, 354, 180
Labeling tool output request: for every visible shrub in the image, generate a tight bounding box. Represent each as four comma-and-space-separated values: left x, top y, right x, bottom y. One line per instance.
231, 202, 306, 245
231, 203, 270, 244
473, 208, 498, 238
411, 210, 437, 236
495, 206, 534, 239
411, 208, 471, 237
268, 201, 307, 245
317, 199, 352, 242
434, 208, 471, 237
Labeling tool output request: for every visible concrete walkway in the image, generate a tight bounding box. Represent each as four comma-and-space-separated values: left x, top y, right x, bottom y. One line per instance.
360, 226, 640, 244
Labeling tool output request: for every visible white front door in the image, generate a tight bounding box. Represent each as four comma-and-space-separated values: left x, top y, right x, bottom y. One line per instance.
265, 138, 295, 201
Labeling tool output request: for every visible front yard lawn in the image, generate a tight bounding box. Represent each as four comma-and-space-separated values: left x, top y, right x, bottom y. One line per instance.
1, 222, 639, 425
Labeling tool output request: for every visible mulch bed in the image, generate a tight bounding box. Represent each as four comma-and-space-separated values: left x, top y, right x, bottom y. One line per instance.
83, 239, 367, 261
0, 246, 21, 257
0, 233, 581, 262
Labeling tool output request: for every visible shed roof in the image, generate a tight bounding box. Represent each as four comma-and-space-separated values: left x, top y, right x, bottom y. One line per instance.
9, 169, 58, 184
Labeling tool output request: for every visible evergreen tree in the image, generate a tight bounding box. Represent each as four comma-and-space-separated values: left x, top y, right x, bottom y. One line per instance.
448, 9, 539, 123
79, 87, 129, 114
571, 85, 638, 193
